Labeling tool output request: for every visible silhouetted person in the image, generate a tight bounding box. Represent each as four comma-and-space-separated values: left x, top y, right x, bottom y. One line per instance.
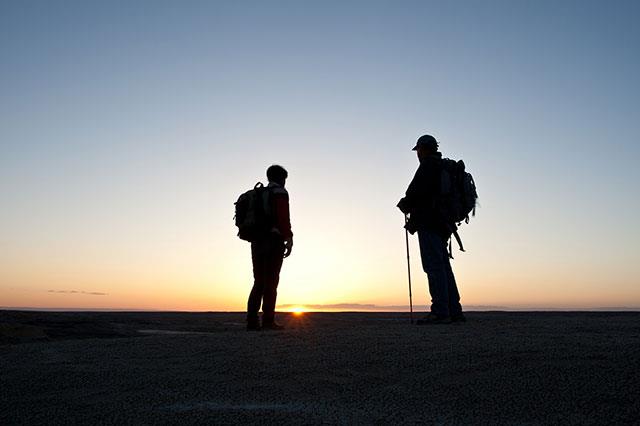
247, 165, 293, 331
397, 135, 465, 324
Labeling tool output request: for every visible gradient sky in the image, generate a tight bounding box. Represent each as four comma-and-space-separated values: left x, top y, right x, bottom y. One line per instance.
2, 0, 639, 311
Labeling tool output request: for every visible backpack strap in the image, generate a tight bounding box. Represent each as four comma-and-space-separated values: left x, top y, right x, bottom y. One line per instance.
453, 230, 465, 252
447, 230, 465, 259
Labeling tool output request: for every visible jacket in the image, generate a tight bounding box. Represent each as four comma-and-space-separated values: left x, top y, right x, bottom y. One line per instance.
267, 182, 293, 240
399, 152, 452, 238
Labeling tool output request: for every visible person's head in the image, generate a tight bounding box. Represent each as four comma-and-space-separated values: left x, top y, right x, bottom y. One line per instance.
266, 164, 288, 186
412, 134, 439, 161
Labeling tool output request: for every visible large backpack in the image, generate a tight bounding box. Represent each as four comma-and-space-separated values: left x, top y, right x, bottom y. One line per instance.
438, 158, 478, 256
234, 182, 272, 242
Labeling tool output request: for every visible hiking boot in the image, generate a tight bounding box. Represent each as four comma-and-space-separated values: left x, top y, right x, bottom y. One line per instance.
262, 321, 285, 331
416, 313, 452, 325
451, 313, 467, 323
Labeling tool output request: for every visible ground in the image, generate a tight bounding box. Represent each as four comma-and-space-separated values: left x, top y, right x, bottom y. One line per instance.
1, 311, 639, 425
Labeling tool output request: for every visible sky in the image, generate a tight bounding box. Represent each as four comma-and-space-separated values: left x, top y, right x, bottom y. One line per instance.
1, 0, 639, 311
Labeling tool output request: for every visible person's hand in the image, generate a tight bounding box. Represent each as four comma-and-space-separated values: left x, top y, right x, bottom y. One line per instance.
284, 238, 293, 258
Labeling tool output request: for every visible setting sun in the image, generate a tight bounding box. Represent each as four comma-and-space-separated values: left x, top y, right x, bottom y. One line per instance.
287, 306, 306, 316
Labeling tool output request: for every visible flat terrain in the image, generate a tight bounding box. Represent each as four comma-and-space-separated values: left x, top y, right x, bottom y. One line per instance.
1, 311, 639, 425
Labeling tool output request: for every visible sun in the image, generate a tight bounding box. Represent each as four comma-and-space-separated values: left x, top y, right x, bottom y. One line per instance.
288, 306, 306, 316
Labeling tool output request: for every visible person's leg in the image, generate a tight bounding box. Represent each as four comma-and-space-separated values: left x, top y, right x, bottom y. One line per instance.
247, 241, 267, 326
261, 238, 285, 325
417, 229, 450, 317
444, 259, 463, 317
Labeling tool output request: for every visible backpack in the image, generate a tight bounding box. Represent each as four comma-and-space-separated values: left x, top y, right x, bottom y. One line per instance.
438, 158, 478, 256
234, 182, 272, 242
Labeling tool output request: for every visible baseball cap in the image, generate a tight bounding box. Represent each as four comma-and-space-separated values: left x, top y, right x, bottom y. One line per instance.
412, 134, 439, 151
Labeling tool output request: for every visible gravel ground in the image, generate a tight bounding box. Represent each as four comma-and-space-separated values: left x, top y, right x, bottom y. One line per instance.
1, 311, 639, 425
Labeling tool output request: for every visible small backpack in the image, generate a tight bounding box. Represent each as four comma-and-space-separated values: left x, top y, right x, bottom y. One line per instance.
234, 182, 272, 242
438, 158, 478, 256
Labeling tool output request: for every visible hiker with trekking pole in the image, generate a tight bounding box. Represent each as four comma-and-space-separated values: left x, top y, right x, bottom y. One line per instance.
397, 135, 478, 324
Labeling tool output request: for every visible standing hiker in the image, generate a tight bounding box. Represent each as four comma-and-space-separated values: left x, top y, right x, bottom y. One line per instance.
235, 165, 293, 331
397, 135, 476, 324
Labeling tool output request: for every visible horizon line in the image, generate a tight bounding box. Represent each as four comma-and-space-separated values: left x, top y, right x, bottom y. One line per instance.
2, 305, 640, 313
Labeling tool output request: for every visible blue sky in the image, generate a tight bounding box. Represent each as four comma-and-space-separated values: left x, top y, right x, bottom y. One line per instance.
1, 1, 639, 310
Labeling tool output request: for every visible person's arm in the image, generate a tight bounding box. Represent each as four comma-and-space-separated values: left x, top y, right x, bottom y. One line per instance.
398, 164, 425, 213
272, 190, 293, 257
398, 162, 439, 213
273, 194, 293, 240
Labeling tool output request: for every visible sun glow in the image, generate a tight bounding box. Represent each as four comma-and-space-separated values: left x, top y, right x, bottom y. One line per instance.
287, 306, 306, 316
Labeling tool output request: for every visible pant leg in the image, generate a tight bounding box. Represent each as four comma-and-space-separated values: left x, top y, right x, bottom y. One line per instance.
444, 256, 463, 316
261, 238, 285, 324
418, 229, 450, 317
247, 240, 268, 321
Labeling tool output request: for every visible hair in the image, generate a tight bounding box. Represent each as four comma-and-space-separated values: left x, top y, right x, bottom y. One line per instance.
266, 164, 288, 183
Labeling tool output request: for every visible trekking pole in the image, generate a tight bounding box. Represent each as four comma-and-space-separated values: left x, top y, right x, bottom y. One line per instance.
404, 214, 414, 324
